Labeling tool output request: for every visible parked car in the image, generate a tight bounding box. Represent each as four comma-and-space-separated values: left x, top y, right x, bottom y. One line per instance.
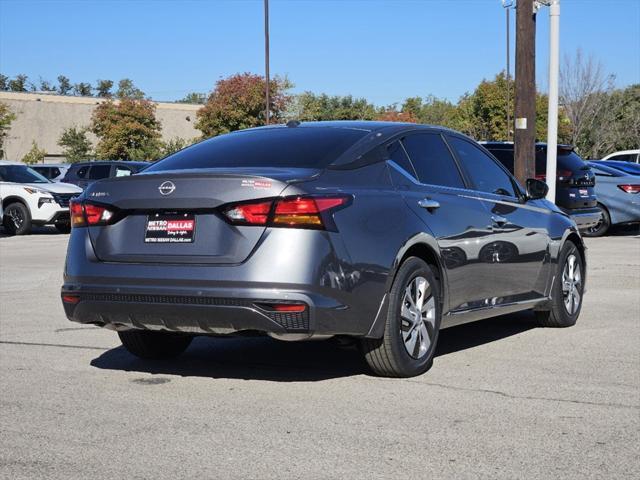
601, 149, 639, 163
583, 162, 640, 236
61, 161, 149, 189
0, 161, 82, 235
62, 122, 586, 378
482, 142, 601, 232
595, 160, 640, 176
31, 164, 70, 182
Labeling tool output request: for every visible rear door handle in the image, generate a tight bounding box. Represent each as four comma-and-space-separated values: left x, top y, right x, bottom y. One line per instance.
491, 215, 508, 226
418, 198, 440, 211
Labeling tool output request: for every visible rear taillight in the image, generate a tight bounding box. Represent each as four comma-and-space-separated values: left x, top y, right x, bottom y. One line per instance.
535, 169, 573, 182
557, 169, 573, 181
221, 195, 351, 230
618, 184, 640, 194
70, 199, 115, 228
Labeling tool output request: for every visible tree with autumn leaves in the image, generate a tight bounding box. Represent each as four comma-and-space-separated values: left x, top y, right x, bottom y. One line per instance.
195, 73, 291, 138
91, 97, 163, 160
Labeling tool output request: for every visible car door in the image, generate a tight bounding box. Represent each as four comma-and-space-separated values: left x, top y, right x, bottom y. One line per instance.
446, 135, 552, 302
387, 132, 503, 315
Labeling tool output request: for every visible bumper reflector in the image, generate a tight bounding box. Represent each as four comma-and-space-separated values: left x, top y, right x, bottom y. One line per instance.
62, 294, 81, 304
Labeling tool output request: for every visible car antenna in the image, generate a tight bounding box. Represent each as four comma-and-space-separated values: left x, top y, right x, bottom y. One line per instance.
286, 120, 301, 128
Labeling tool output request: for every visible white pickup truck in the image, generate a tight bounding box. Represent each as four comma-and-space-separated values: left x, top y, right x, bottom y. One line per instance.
0, 161, 83, 235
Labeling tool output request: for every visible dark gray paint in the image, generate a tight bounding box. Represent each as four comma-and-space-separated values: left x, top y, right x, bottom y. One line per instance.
62, 122, 586, 339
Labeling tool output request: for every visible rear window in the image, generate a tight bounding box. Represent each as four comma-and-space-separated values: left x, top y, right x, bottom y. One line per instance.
485, 146, 588, 175
146, 128, 368, 172
536, 149, 587, 174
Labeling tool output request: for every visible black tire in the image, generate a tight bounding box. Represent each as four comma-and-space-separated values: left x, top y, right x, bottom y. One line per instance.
582, 204, 610, 237
535, 241, 584, 328
55, 223, 71, 234
118, 330, 193, 359
361, 257, 442, 377
2, 202, 32, 235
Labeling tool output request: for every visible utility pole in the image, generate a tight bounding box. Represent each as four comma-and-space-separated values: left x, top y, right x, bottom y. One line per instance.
543, 0, 560, 203
514, 0, 537, 185
506, 7, 511, 141
264, 0, 271, 125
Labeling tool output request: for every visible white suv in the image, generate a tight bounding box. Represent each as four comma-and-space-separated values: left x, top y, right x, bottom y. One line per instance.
0, 161, 83, 235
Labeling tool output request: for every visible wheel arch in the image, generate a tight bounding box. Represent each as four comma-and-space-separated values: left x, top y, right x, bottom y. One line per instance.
365, 233, 448, 340
1, 196, 29, 211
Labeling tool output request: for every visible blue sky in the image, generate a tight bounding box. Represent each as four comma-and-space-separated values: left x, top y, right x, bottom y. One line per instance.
1, 0, 638, 106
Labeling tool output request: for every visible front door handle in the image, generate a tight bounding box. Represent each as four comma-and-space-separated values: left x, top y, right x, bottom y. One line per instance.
491, 215, 508, 226
418, 198, 440, 211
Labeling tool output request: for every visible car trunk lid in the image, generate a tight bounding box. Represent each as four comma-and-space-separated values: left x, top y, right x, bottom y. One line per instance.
83, 167, 319, 264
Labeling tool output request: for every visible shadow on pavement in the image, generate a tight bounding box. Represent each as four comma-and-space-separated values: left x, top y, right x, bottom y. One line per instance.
91, 311, 538, 382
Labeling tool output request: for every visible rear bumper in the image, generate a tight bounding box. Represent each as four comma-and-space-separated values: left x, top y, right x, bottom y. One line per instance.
561, 207, 602, 231
61, 288, 332, 337
62, 228, 388, 338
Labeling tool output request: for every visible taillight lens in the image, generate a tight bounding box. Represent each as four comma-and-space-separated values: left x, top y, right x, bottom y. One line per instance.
618, 184, 640, 194
535, 169, 573, 182
221, 195, 351, 230
70, 200, 115, 228
70, 200, 85, 227
223, 201, 272, 225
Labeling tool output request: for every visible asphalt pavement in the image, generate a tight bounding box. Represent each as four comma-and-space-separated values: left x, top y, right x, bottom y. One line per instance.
1, 228, 638, 479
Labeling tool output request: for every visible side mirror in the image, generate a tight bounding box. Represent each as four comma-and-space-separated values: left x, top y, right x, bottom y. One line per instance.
525, 178, 549, 200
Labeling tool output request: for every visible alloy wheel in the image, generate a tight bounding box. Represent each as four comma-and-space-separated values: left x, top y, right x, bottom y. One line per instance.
400, 276, 437, 359
6, 206, 24, 229
562, 254, 582, 315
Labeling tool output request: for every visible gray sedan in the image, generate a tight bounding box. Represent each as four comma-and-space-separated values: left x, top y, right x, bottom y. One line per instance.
585, 162, 640, 236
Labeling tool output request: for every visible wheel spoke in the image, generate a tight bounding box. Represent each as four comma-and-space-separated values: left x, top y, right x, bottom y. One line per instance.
418, 321, 430, 354
571, 289, 581, 313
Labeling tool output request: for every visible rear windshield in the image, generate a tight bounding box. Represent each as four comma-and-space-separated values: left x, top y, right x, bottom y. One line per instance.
487, 146, 588, 175
535, 149, 588, 174
146, 127, 368, 172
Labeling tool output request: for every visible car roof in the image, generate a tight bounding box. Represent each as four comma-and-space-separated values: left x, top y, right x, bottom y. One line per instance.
70, 160, 149, 166
603, 149, 639, 157
481, 141, 575, 150
243, 120, 457, 134
0, 160, 28, 166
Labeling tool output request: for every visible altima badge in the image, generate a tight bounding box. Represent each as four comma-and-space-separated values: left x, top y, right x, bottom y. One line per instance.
158, 181, 176, 195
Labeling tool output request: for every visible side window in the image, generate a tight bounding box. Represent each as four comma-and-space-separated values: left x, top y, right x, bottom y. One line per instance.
88, 165, 111, 180
401, 133, 465, 189
387, 141, 417, 179
610, 154, 635, 163
488, 149, 515, 173
115, 166, 133, 177
448, 137, 517, 197
51, 168, 60, 178
76, 166, 89, 178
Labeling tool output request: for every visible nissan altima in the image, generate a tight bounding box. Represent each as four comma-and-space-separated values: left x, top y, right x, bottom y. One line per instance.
61, 121, 586, 377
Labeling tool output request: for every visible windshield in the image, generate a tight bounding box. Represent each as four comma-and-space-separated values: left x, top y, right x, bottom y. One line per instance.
145, 127, 368, 172
0, 165, 51, 184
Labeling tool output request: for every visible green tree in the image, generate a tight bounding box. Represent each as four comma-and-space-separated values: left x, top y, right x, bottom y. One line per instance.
95, 79, 113, 98
196, 73, 292, 138
91, 98, 163, 160
38, 78, 56, 92
0, 102, 16, 159
21, 141, 46, 164
116, 78, 145, 99
293, 92, 377, 121
8, 74, 28, 92
178, 92, 207, 104
57, 75, 72, 95
73, 82, 92, 97
57, 126, 93, 162
162, 137, 191, 156
0, 74, 8, 91
402, 95, 457, 126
